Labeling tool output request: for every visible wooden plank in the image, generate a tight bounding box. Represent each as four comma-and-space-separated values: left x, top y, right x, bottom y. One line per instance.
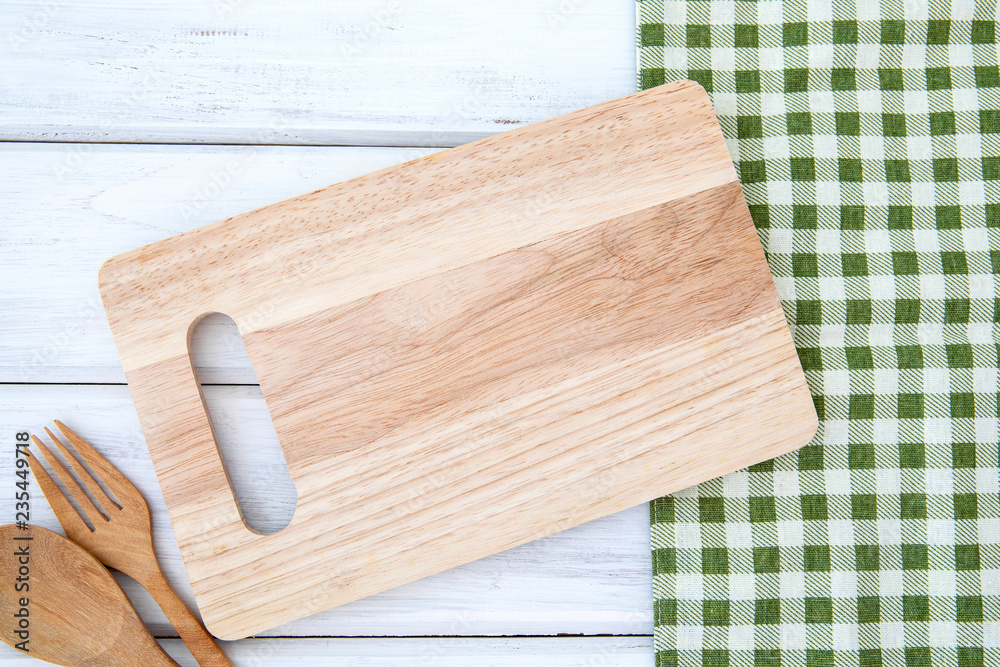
0, 0, 651, 657
0, 637, 654, 667
98, 81, 815, 639
0, 383, 653, 638
0, 143, 439, 384
0, 0, 635, 146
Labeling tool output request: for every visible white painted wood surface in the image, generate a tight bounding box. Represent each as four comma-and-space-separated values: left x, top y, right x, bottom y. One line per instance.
2, 637, 654, 667
1, 0, 636, 146
1, 143, 444, 385
1, 0, 650, 663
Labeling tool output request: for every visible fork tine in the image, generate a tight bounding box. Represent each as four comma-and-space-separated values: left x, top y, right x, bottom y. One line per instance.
54, 420, 132, 507
26, 441, 95, 535
45, 425, 122, 513
31, 432, 108, 525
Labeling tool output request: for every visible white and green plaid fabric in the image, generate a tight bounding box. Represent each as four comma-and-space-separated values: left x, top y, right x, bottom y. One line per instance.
637, 1, 1000, 665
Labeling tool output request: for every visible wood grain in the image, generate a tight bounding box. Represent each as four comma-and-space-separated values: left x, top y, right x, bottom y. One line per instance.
98, 81, 817, 639
0, 525, 177, 666
0, 143, 442, 385
0, 384, 656, 639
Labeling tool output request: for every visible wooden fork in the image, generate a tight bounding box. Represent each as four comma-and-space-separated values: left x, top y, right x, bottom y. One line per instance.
27, 420, 233, 667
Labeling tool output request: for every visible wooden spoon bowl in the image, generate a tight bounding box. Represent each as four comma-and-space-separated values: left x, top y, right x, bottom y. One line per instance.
0, 524, 177, 667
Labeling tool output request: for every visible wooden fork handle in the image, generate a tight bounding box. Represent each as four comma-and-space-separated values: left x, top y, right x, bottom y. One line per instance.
136, 567, 234, 667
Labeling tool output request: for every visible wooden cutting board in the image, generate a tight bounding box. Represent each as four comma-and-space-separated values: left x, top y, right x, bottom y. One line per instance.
99, 80, 818, 640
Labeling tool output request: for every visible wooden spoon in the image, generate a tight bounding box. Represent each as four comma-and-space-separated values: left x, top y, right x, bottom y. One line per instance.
0, 524, 178, 667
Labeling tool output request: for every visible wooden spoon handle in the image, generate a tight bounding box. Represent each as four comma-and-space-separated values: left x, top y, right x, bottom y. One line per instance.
138, 567, 234, 667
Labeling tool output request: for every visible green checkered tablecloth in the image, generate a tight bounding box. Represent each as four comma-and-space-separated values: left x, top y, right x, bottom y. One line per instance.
637, 0, 1000, 665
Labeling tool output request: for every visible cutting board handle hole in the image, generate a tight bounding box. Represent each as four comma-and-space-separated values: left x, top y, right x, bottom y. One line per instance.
188, 312, 297, 535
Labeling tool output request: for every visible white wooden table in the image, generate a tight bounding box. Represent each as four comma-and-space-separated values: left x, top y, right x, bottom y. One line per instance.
0, 1, 653, 664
